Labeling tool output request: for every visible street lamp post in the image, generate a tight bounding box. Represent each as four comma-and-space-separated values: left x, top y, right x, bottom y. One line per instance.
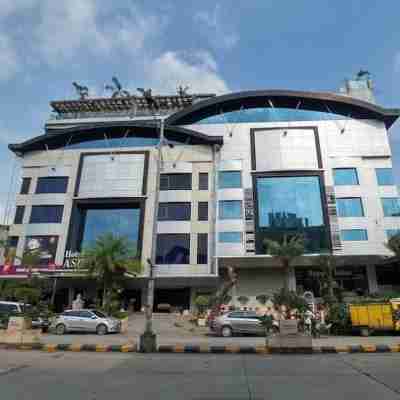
139, 117, 165, 352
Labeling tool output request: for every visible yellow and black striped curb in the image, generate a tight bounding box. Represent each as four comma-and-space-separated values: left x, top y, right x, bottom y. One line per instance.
1, 343, 400, 354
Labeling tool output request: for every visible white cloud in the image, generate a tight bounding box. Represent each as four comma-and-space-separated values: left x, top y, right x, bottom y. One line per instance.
194, 4, 239, 50
0, 34, 18, 80
146, 50, 229, 95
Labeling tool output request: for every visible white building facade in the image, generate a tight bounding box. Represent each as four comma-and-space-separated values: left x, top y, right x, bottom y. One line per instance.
5, 80, 400, 311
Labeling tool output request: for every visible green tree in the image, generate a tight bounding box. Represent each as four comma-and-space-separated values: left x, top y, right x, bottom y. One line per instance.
316, 255, 337, 303
263, 235, 305, 291
385, 234, 400, 259
80, 233, 142, 312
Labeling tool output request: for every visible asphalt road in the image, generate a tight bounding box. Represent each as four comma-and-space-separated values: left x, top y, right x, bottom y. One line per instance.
2, 351, 400, 400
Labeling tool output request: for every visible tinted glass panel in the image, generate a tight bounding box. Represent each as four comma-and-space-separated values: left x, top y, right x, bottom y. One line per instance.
158, 203, 191, 221
14, 206, 25, 224
20, 178, 31, 194
376, 168, 394, 186
333, 168, 359, 185
7, 236, 19, 248
197, 233, 208, 264
156, 234, 190, 264
382, 198, 400, 217
219, 171, 242, 189
219, 200, 242, 219
199, 173, 209, 190
160, 174, 192, 190
255, 175, 329, 253
336, 198, 364, 217
341, 229, 368, 241
65, 137, 160, 149
386, 229, 400, 239
24, 236, 58, 266
30, 205, 64, 223
198, 202, 208, 221
92, 310, 107, 318
36, 177, 69, 194
79, 311, 93, 318
219, 232, 242, 243
81, 208, 141, 254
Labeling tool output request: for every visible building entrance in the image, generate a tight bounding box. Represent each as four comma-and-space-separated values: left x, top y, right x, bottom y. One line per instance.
153, 288, 191, 312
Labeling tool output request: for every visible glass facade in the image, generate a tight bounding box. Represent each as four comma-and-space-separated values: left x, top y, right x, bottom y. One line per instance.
24, 236, 59, 265
376, 168, 394, 186
382, 198, 400, 217
158, 202, 191, 221
30, 205, 64, 223
341, 229, 368, 241
336, 198, 364, 217
386, 229, 400, 239
333, 168, 359, 185
197, 233, 208, 264
20, 178, 31, 194
255, 175, 329, 253
156, 234, 190, 264
14, 206, 25, 224
198, 107, 346, 124
81, 208, 141, 254
218, 232, 242, 243
64, 137, 160, 150
219, 171, 242, 189
36, 177, 69, 194
198, 202, 208, 221
198, 173, 209, 190
219, 200, 242, 219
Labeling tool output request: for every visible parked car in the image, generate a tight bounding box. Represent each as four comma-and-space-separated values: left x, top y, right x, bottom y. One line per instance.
51, 309, 121, 335
210, 310, 268, 337
0, 301, 50, 331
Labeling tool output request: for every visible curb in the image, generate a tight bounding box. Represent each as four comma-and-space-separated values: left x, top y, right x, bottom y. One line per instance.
1, 343, 399, 354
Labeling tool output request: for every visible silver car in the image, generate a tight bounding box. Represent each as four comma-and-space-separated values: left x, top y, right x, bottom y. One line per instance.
211, 311, 266, 337
51, 309, 121, 335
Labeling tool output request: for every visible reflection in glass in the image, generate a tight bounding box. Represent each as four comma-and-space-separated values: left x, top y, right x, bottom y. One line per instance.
64, 137, 160, 150
333, 168, 359, 186
376, 168, 394, 186
156, 234, 190, 264
219, 171, 242, 189
81, 208, 141, 255
336, 198, 364, 217
386, 229, 400, 239
219, 200, 242, 220
341, 229, 368, 241
382, 198, 400, 217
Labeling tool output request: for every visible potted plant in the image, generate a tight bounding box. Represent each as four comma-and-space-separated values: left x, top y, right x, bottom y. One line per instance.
194, 295, 210, 326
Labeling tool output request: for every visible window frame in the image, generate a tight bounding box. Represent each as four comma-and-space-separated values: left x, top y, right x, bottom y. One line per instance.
219, 200, 243, 220
20, 177, 31, 195
198, 173, 209, 190
333, 168, 359, 186
35, 176, 69, 194
197, 233, 208, 265
159, 173, 192, 191
341, 229, 368, 241
198, 202, 208, 221
381, 198, 400, 217
155, 233, 190, 265
336, 197, 365, 217
14, 206, 25, 224
29, 205, 64, 224
158, 202, 191, 221
218, 171, 242, 189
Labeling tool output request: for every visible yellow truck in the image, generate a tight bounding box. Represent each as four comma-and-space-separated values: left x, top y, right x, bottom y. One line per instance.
349, 299, 400, 336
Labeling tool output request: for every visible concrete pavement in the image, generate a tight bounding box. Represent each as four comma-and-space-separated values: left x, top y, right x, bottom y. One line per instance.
2, 351, 400, 399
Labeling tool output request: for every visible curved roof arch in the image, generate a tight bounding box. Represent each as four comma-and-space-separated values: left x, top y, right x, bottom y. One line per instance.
9, 120, 223, 155
165, 89, 400, 128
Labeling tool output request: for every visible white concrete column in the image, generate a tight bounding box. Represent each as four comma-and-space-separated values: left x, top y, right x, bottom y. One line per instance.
366, 264, 379, 293
288, 267, 296, 292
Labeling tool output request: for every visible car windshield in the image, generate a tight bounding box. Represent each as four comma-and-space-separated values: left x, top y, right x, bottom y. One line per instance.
92, 310, 107, 318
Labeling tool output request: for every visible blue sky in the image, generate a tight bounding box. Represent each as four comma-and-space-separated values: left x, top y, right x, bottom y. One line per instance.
0, 0, 399, 221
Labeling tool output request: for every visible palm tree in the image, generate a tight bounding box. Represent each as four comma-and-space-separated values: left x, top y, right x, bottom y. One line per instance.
80, 233, 142, 311
316, 255, 336, 302
263, 235, 305, 291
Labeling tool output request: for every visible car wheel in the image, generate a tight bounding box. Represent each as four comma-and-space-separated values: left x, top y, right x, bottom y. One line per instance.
221, 326, 233, 337
56, 324, 66, 335
96, 324, 108, 335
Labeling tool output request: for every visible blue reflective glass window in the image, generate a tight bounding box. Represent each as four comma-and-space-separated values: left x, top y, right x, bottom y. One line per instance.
382, 198, 400, 217
219, 201, 242, 219
81, 208, 141, 253
333, 168, 359, 185
376, 168, 394, 186
156, 234, 190, 264
65, 137, 160, 150
218, 232, 242, 243
219, 171, 242, 189
14, 206, 25, 224
341, 229, 368, 241
386, 229, 400, 239
257, 176, 324, 228
36, 177, 69, 194
336, 198, 364, 217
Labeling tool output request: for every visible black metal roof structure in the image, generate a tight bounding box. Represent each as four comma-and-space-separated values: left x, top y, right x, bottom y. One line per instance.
8, 120, 223, 155
165, 89, 400, 128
